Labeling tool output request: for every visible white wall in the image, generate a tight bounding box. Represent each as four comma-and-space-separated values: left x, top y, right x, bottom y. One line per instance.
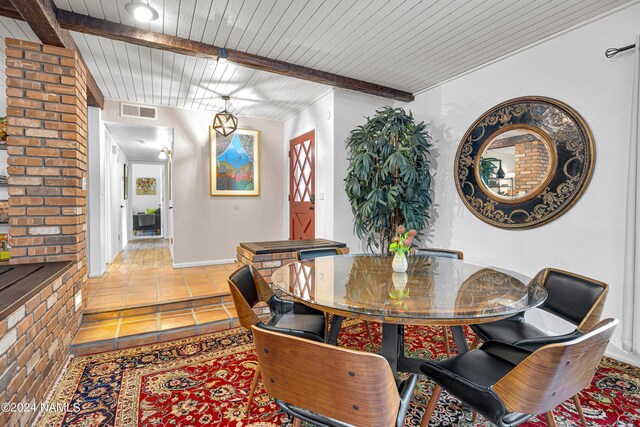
87, 107, 106, 276
397, 3, 640, 365
130, 163, 162, 214
284, 91, 335, 239
101, 101, 286, 265
333, 90, 390, 251
283, 89, 389, 248
105, 128, 128, 262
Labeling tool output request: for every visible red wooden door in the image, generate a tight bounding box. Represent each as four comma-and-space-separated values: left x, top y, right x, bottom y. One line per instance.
289, 130, 315, 240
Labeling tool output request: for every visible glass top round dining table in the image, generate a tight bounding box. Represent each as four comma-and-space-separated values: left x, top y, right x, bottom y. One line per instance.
271, 254, 547, 377
271, 254, 547, 326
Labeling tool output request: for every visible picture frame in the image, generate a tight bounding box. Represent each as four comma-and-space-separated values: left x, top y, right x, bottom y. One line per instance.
123, 164, 128, 200
0, 200, 8, 224
210, 128, 260, 196
136, 177, 157, 195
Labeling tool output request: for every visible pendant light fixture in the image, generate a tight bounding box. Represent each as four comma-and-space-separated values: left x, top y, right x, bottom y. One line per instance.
213, 96, 238, 137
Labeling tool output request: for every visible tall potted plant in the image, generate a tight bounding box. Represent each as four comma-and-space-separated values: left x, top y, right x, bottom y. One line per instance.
345, 107, 432, 252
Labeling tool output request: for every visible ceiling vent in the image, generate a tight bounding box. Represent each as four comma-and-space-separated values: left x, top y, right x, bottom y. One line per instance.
121, 103, 157, 120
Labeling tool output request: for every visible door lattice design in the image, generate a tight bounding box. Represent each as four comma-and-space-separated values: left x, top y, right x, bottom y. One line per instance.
292, 140, 312, 202
289, 131, 315, 240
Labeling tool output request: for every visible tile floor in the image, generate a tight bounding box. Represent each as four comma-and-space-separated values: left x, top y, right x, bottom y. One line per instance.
86, 239, 239, 313
74, 239, 243, 353
73, 304, 239, 345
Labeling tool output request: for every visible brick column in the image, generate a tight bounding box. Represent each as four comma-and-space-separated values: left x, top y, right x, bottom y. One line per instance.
5, 38, 87, 263
0, 38, 88, 427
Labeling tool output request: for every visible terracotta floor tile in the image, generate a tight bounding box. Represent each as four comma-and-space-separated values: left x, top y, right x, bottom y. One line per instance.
118, 320, 159, 337
124, 296, 158, 306
194, 308, 229, 324
159, 313, 196, 330
225, 305, 238, 319
74, 324, 119, 344
121, 313, 158, 323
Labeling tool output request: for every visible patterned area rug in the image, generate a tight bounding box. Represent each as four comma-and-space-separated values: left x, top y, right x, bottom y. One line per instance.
39, 322, 640, 427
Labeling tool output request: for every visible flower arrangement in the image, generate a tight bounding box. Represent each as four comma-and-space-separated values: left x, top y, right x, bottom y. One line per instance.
389, 225, 417, 257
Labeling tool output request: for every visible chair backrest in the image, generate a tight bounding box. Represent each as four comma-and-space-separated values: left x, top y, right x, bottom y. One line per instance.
535, 268, 609, 331
227, 265, 274, 330
414, 248, 463, 260
295, 247, 343, 261
493, 318, 618, 416
252, 325, 401, 427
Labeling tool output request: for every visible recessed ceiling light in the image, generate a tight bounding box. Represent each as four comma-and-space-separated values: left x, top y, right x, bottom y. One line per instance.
125, 1, 159, 23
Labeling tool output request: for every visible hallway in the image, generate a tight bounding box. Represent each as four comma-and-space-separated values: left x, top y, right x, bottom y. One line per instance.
106, 238, 173, 272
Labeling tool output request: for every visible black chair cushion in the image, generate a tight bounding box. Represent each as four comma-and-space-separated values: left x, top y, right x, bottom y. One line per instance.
276, 374, 418, 427
264, 313, 325, 342
267, 294, 324, 316
420, 342, 532, 426
414, 248, 460, 259
472, 315, 548, 344
542, 270, 604, 326
297, 248, 341, 261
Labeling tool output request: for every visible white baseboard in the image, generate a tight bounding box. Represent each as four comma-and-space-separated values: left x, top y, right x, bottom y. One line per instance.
88, 268, 106, 278
605, 344, 640, 367
172, 259, 236, 269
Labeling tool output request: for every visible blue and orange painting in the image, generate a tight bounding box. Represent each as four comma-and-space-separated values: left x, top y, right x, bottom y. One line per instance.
212, 129, 259, 194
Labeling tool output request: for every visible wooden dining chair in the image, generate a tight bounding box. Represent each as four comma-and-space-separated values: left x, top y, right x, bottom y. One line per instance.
420, 318, 618, 427
296, 248, 376, 349
252, 325, 418, 427
227, 265, 327, 413
414, 247, 464, 357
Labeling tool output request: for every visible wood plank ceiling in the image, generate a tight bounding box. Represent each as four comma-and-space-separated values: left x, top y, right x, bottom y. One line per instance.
1, 0, 636, 120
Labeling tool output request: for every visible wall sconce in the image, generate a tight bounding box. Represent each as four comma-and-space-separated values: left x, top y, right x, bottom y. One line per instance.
159, 147, 172, 160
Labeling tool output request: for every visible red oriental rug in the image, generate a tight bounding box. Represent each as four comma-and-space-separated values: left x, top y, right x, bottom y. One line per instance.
38, 322, 640, 427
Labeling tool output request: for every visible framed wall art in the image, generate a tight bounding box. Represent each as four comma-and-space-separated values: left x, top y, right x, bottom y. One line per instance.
136, 177, 157, 195
123, 164, 129, 199
210, 127, 260, 196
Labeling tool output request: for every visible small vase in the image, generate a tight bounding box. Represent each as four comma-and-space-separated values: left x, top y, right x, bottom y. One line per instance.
392, 253, 408, 273
392, 272, 408, 292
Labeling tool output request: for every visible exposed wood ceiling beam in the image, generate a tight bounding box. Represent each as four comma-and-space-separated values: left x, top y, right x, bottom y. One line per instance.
0, 0, 21, 20
7, 0, 104, 109
53, 9, 414, 103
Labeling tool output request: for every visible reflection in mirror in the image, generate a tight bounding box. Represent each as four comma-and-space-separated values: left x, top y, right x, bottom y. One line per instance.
479, 128, 553, 200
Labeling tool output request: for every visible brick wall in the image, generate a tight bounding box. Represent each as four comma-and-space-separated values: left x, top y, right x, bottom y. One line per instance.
5, 38, 88, 264
236, 246, 297, 285
514, 139, 550, 195
1, 38, 88, 427
0, 263, 85, 427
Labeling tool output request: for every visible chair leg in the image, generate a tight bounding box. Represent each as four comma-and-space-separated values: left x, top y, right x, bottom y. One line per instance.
471, 410, 477, 422
469, 335, 480, 350
573, 394, 588, 426
441, 326, 451, 357
293, 417, 302, 427
364, 321, 375, 349
324, 312, 330, 338
246, 364, 260, 413
420, 384, 442, 427
545, 410, 557, 427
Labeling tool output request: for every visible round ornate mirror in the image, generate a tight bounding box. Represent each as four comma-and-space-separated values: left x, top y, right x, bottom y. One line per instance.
455, 97, 595, 229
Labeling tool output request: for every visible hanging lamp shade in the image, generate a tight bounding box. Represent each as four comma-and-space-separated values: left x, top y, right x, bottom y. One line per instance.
213, 96, 238, 137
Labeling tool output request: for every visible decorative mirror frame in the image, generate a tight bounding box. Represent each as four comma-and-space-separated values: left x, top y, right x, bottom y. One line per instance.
454, 96, 595, 229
